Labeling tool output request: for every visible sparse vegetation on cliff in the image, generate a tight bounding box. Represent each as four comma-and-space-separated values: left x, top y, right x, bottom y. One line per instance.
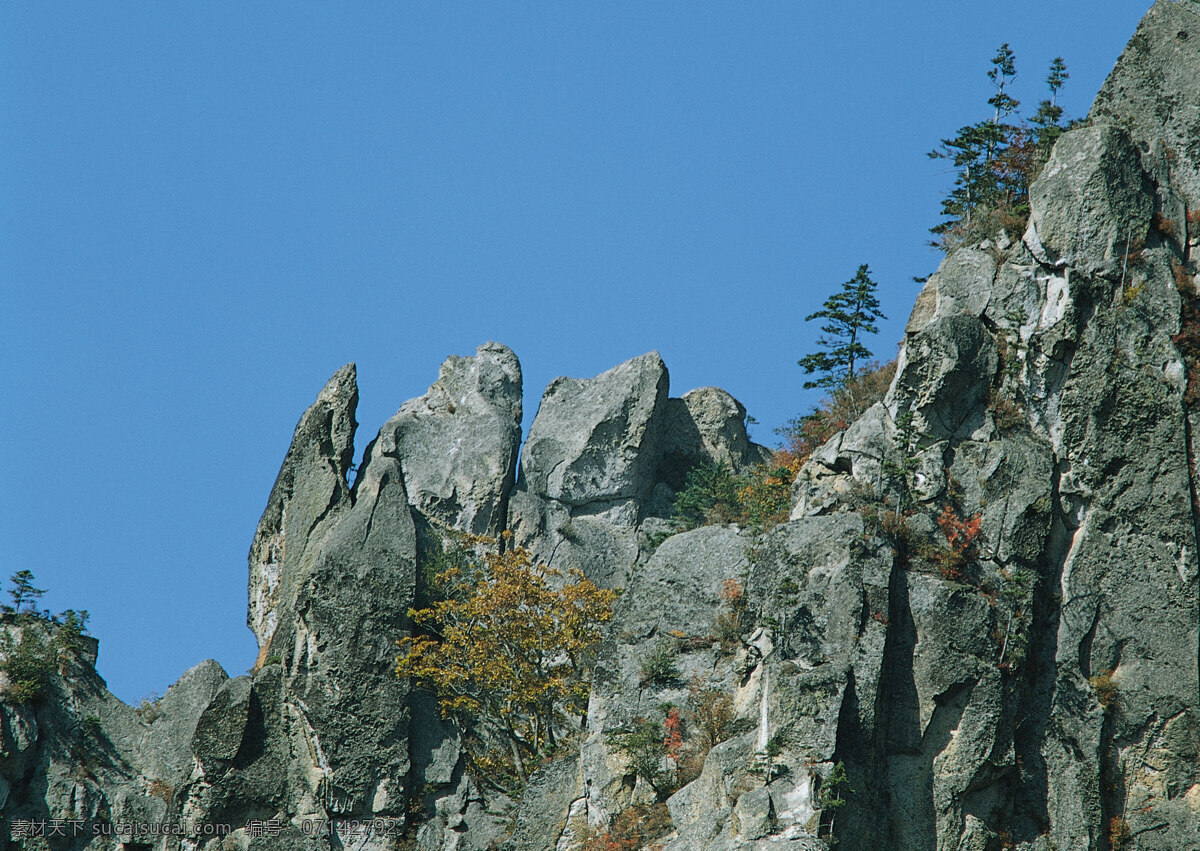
395, 534, 616, 792
929, 47, 1075, 249
0, 627, 54, 703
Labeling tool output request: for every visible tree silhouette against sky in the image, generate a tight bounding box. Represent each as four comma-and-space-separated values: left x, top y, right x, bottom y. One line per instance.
798, 264, 886, 390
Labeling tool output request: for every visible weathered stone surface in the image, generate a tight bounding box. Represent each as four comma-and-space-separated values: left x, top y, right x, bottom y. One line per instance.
521, 351, 669, 511
510, 353, 770, 589
892, 313, 998, 439
660, 387, 773, 485
1024, 124, 1155, 277
248, 363, 358, 653
380, 341, 522, 537
498, 755, 580, 851
136, 659, 229, 783
225, 364, 418, 846
279, 422, 417, 820
1090, 0, 1200, 206
192, 676, 251, 770
508, 353, 670, 586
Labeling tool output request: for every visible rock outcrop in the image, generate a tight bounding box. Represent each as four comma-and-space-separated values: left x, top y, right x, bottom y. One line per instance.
5, 5, 1200, 850
510, 352, 769, 587
379, 342, 523, 539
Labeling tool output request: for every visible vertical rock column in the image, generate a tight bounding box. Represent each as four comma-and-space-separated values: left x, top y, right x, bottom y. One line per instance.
247, 363, 417, 835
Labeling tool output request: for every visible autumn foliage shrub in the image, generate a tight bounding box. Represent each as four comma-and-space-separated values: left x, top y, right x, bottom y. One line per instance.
714, 579, 749, 653
1108, 815, 1132, 849
688, 677, 734, 752
671, 360, 896, 534
1089, 669, 1120, 710
672, 456, 797, 532
1153, 210, 1179, 240
395, 536, 617, 791
1170, 259, 1200, 406
737, 457, 801, 528
927, 505, 984, 581
662, 707, 684, 766
580, 803, 673, 851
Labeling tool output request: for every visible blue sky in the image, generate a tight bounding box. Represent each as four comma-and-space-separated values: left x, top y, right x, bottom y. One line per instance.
2, 2, 1150, 702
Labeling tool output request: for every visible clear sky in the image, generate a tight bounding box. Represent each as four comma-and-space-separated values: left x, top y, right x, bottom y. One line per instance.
2, 2, 1151, 703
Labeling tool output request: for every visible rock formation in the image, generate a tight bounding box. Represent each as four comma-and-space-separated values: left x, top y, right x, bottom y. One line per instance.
4, 3, 1200, 849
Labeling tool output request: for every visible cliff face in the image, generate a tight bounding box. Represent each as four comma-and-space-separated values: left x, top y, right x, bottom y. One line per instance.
5, 3, 1200, 850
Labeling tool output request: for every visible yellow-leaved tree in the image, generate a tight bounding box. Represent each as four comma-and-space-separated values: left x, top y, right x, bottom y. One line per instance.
396, 534, 616, 792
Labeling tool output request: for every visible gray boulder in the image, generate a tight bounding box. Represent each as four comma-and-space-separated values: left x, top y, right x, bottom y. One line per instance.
1090, 0, 1200, 206
660, 388, 773, 486
892, 313, 998, 440
510, 353, 770, 588
521, 351, 669, 513
509, 352, 670, 587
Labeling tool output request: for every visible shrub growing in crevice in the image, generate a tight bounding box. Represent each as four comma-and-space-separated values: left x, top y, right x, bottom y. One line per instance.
1108, 815, 1132, 849
929, 505, 984, 581
1171, 258, 1200, 405
778, 360, 897, 464
1089, 669, 1120, 710
580, 802, 673, 851
671, 457, 799, 532
714, 579, 749, 654
673, 462, 746, 528
638, 640, 681, 689
396, 535, 616, 793
0, 627, 54, 703
605, 716, 673, 796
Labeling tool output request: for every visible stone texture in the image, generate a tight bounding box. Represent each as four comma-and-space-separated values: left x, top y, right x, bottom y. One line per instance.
8, 8, 1200, 850
233, 363, 417, 847
379, 341, 522, 537
1090, 0, 1200, 206
892, 313, 998, 439
660, 388, 773, 486
1024, 124, 1155, 277
521, 351, 669, 513
510, 352, 769, 588
248, 363, 358, 653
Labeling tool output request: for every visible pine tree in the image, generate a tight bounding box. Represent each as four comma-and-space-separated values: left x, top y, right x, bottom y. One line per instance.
6, 570, 46, 615
928, 122, 1000, 235
1031, 57, 1070, 152
987, 44, 1020, 126
930, 45, 1020, 232
798, 265, 886, 390
929, 46, 1070, 246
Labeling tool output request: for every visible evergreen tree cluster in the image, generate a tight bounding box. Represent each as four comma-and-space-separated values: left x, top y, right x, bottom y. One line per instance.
929, 47, 1073, 247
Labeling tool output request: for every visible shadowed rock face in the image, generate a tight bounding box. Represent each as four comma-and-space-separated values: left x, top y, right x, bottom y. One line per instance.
239, 361, 417, 846
5, 6, 1200, 851
247, 363, 358, 654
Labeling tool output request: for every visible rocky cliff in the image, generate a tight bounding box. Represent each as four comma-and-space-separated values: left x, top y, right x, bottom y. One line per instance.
5, 3, 1200, 849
